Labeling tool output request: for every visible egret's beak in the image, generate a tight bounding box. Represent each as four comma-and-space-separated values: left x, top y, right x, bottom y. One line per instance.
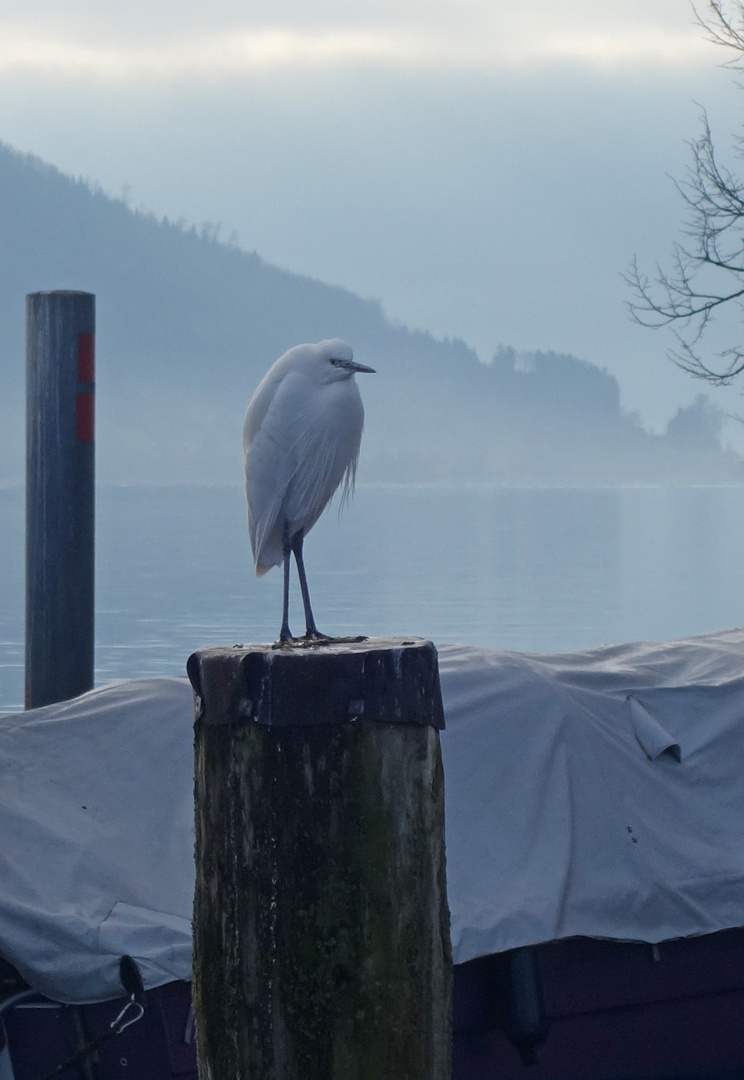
349, 360, 376, 374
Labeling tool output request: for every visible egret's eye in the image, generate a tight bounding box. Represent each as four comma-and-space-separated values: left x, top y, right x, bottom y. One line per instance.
329, 358, 341, 366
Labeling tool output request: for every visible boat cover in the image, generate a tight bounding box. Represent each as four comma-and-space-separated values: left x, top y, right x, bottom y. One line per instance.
1, 628, 744, 1003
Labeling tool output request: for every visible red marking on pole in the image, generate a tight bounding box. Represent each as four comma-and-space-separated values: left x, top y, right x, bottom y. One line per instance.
77, 333, 95, 383
76, 391, 94, 443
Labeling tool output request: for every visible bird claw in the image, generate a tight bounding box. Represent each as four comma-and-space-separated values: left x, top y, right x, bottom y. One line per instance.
271, 632, 369, 650
271, 631, 328, 649
272, 626, 295, 648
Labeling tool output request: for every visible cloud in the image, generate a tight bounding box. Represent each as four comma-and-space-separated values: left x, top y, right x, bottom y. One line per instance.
0, 11, 714, 83
0, 29, 408, 80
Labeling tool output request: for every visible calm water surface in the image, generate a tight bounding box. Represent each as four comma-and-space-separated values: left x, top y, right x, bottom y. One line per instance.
2, 484, 744, 712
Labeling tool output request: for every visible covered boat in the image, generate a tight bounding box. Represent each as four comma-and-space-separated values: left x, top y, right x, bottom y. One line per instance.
2, 629, 744, 1077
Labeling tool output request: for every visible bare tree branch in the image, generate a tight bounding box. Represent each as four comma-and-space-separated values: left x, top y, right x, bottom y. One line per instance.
627, 1, 744, 383
693, 0, 744, 59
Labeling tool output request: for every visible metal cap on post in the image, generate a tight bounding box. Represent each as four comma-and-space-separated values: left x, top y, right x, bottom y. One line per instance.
26, 291, 95, 710
188, 635, 452, 1080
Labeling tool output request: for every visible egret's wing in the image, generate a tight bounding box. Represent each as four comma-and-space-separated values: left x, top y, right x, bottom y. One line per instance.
284, 422, 359, 527
243, 369, 309, 571
282, 383, 364, 532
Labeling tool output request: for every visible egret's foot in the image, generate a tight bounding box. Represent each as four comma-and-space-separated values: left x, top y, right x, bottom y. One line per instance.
325, 634, 368, 645
273, 623, 294, 647
271, 631, 369, 649
301, 632, 369, 646
272, 630, 327, 649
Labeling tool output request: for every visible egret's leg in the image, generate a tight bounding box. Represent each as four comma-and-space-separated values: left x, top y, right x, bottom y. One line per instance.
279, 521, 293, 642
291, 531, 326, 639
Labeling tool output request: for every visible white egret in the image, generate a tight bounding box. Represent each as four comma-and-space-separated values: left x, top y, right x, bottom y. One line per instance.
243, 338, 375, 642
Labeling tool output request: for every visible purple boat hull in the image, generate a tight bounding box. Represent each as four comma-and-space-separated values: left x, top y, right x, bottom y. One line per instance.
455, 928, 744, 1079
4, 927, 744, 1079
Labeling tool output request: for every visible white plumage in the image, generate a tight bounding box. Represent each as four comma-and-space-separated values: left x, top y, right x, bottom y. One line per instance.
243, 338, 375, 641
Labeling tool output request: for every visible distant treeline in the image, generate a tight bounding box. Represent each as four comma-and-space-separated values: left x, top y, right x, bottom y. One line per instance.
0, 141, 740, 486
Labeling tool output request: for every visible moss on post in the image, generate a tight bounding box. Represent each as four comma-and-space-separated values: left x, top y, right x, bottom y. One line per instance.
189, 637, 451, 1080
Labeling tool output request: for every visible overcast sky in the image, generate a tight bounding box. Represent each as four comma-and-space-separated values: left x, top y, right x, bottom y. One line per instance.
1, 0, 743, 432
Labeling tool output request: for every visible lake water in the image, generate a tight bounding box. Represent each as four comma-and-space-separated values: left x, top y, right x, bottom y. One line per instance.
2, 484, 744, 713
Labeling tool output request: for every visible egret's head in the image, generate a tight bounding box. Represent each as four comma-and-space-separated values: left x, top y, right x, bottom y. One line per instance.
316, 338, 376, 382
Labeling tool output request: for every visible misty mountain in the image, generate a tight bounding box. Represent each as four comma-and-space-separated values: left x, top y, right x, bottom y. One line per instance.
0, 141, 741, 486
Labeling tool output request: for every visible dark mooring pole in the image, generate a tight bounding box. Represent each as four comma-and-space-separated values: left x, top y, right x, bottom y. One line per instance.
26, 291, 95, 709
188, 636, 452, 1080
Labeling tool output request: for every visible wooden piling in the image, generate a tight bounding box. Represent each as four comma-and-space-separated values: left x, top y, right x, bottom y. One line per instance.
187, 636, 451, 1080
26, 291, 95, 709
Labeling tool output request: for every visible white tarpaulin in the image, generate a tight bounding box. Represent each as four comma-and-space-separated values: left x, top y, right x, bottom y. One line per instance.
439, 629, 744, 965
2, 628, 744, 1003
0, 678, 195, 1003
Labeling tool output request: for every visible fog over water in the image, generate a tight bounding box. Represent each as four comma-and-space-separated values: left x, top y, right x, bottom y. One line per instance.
2, 484, 744, 713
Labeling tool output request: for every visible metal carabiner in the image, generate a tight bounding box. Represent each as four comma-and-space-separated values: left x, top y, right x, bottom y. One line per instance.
109, 995, 145, 1035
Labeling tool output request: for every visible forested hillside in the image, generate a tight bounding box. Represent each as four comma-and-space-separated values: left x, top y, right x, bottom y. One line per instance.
0, 142, 740, 486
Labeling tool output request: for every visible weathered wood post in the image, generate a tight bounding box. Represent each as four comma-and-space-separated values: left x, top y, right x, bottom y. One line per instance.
187, 636, 451, 1080
26, 290, 95, 709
